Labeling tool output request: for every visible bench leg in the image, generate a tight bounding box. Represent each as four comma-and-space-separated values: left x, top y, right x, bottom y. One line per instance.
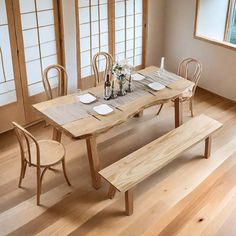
125, 189, 134, 216
174, 97, 183, 128
108, 185, 116, 199
205, 136, 212, 159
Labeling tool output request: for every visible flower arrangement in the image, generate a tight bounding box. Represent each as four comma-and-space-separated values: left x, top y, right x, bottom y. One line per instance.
112, 59, 130, 81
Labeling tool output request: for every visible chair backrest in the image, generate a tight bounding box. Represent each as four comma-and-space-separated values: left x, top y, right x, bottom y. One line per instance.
92, 52, 113, 87
12, 122, 40, 167
177, 58, 202, 96
43, 64, 68, 100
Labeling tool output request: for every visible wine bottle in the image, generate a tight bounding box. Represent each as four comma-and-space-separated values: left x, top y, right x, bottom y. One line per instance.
104, 73, 111, 100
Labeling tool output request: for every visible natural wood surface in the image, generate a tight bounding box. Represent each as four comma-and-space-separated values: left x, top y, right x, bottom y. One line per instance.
33, 66, 194, 139
99, 115, 222, 193
2, 88, 236, 235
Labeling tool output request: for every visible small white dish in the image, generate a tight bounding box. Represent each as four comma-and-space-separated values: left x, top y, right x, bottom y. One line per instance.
93, 104, 113, 116
147, 82, 166, 91
78, 93, 97, 104
131, 74, 145, 81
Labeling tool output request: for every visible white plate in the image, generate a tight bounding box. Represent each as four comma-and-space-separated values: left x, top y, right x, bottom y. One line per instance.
131, 73, 145, 81
93, 104, 114, 116
147, 82, 166, 91
78, 93, 97, 104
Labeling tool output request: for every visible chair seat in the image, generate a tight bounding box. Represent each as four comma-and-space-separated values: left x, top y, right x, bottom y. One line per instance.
29, 140, 65, 167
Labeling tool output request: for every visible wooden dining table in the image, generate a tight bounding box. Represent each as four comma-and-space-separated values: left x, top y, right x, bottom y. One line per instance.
33, 66, 194, 189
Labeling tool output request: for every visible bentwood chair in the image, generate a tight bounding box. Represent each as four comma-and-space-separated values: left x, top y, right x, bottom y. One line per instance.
43, 65, 68, 141
13, 122, 71, 205
157, 58, 202, 117
92, 52, 114, 87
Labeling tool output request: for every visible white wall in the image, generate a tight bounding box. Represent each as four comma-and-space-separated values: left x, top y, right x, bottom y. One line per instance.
197, 0, 228, 41
164, 0, 236, 101
146, 0, 166, 67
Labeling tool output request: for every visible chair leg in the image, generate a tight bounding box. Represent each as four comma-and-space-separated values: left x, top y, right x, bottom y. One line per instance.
108, 185, 116, 199
18, 161, 27, 188
62, 159, 71, 186
125, 189, 134, 216
205, 136, 212, 159
157, 104, 164, 116
190, 98, 194, 117
36, 167, 41, 206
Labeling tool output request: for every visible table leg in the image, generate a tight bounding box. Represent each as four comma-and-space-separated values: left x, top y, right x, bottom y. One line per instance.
174, 97, 183, 128
52, 127, 62, 142
86, 136, 101, 189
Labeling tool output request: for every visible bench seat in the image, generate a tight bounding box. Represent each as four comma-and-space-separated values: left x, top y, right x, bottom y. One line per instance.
99, 114, 223, 215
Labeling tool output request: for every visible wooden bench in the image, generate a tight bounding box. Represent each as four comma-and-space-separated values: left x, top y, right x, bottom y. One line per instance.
99, 114, 222, 216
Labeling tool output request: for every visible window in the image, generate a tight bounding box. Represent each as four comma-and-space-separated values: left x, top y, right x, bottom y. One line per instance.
76, 0, 147, 89
195, 0, 236, 49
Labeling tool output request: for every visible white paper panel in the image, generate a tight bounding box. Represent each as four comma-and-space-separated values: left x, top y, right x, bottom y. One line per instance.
115, 52, 125, 61
127, 28, 134, 40
79, 0, 89, 8
92, 34, 99, 49
92, 47, 100, 57
100, 0, 107, 4
80, 23, 90, 38
135, 47, 142, 56
100, 20, 108, 33
126, 0, 134, 15
135, 0, 143, 14
91, 6, 98, 21
80, 37, 90, 52
135, 26, 142, 38
126, 49, 134, 58
28, 82, 44, 96
91, 0, 98, 5
91, 21, 99, 35
81, 51, 91, 68
135, 14, 143, 27
38, 10, 54, 27
126, 16, 134, 28
135, 37, 142, 48
0, 0, 8, 25
41, 41, 57, 57
21, 13, 37, 30
24, 46, 40, 62
0, 80, 15, 94
126, 39, 134, 50
0, 26, 14, 80
100, 4, 108, 20
81, 66, 91, 78
0, 91, 16, 106
115, 2, 125, 18
100, 33, 108, 46
127, 58, 134, 66
42, 55, 57, 71
79, 7, 90, 24
135, 55, 142, 66
115, 17, 125, 31
100, 45, 108, 52
36, 0, 53, 11
115, 42, 125, 54
23, 29, 38, 47
19, 0, 35, 14
115, 30, 125, 43
26, 60, 42, 84
39, 25, 55, 43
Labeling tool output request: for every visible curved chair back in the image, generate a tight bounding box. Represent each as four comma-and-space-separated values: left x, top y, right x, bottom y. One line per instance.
12, 122, 40, 167
43, 65, 68, 100
92, 52, 113, 87
177, 58, 202, 96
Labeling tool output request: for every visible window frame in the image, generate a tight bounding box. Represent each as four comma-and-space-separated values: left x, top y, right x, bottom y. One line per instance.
194, 0, 236, 51
75, 0, 148, 90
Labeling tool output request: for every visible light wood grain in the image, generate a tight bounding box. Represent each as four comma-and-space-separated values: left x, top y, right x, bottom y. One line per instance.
1, 88, 236, 235
99, 114, 222, 193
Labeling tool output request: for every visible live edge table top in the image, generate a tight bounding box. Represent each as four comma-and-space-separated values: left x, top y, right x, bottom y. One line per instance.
33, 66, 194, 139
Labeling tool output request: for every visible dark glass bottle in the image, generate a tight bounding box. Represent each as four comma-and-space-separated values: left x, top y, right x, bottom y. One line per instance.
104, 73, 111, 100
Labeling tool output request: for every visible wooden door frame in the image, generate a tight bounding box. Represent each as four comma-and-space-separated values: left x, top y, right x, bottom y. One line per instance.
12, 0, 65, 124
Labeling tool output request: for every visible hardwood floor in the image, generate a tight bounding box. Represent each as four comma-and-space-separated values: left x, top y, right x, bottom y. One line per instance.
1, 88, 236, 236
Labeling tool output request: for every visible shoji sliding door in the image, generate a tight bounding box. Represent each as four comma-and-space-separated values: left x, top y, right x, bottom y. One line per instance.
76, 0, 110, 88
0, 0, 25, 132
13, 0, 64, 122
76, 0, 147, 90
114, 0, 145, 68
